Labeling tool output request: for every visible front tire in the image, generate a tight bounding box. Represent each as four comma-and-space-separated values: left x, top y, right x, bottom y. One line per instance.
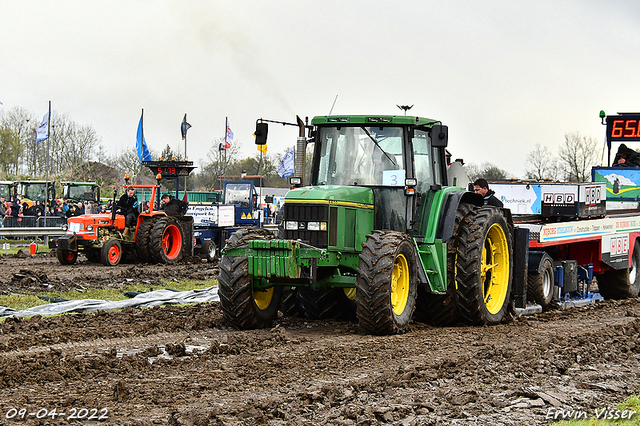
57, 249, 78, 265
455, 207, 513, 325
101, 239, 122, 266
218, 228, 282, 329
355, 231, 417, 335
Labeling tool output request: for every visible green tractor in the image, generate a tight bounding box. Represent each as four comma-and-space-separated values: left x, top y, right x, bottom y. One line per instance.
219, 115, 513, 334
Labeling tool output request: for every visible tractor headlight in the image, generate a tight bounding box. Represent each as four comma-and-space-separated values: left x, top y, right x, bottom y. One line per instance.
86, 225, 93, 231
61, 224, 68, 231
285, 221, 298, 230
307, 221, 327, 231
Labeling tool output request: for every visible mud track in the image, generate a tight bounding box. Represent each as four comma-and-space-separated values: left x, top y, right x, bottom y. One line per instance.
1, 254, 639, 425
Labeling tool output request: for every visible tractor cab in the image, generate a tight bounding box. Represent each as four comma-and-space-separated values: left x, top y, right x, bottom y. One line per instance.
222, 181, 260, 226
308, 115, 450, 237
15, 180, 55, 207
62, 181, 101, 204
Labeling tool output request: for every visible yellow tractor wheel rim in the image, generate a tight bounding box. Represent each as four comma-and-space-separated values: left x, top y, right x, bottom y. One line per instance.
481, 223, 510, 314
254, 287, 274, 311
391, 253, 410, 316
343, 287, 356, 300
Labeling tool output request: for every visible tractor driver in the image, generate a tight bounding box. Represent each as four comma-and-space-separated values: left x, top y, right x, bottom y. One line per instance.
117, 186, 139, 234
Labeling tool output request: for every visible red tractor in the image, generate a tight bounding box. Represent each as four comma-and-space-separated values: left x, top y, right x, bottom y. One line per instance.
53, 174, 193, 266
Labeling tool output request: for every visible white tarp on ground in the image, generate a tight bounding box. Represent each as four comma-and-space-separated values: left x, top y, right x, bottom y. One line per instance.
0, 286, 219, 319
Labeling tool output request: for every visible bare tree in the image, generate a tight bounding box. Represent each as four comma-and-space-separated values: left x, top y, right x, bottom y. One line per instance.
525, 143, 558, 181
558, 132, 599, 182
464, 162, 510, 182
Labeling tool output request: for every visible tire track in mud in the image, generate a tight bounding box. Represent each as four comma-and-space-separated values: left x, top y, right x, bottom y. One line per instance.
1, 330, 216, 358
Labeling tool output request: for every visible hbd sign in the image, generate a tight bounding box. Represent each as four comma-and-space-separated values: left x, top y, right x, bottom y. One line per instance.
543, 193, 575, 205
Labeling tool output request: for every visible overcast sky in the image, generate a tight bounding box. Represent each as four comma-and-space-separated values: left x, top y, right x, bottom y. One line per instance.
2, 0, 640, 178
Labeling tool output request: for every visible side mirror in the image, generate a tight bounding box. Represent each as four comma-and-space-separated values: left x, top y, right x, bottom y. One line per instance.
431, 124, 448, 147
255, 122, 268, 145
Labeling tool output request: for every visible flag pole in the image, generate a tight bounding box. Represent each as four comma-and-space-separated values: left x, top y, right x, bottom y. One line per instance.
183, 113, 188, 198
140, 108, 144, 185
223, 116, 228, 184
44, 100, 51, 223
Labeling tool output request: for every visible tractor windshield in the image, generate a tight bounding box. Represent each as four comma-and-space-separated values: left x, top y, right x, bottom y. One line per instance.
315, 126, 405, 186
66, 185, 98, 202
224, 183, 252, 208
18, 183, 48, 203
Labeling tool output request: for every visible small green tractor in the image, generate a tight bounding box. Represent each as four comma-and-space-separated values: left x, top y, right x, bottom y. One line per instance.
219, 115, 513, 334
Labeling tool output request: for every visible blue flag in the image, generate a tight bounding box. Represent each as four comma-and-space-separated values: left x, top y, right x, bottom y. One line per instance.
278, 147, 295, 177
136, 111, 152, 163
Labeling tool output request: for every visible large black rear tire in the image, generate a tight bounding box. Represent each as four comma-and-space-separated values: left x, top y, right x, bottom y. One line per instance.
355, 231, 417, 335
135, 217, 156, 263
414, 202, 476, 326
455, 207, 513, 325
149, 217, 184, 264
297, 287, 356, 320
280, 287, 304, 318
218, 228, 282, 329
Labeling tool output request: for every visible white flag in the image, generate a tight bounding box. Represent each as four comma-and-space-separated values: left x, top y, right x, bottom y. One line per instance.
278, 147, 295, 177
36, 112, 49, 142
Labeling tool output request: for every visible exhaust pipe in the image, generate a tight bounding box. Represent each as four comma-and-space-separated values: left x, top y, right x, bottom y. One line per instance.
295, 116, 306, 186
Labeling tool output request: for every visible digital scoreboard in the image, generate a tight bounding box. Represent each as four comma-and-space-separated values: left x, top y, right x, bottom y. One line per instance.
606, 114, 640, 142
142, 160, 196, 178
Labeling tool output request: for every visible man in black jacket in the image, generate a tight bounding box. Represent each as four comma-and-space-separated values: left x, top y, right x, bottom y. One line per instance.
473, 178, 503, 208
117, 186, 139, 233
160, 193, 187, 216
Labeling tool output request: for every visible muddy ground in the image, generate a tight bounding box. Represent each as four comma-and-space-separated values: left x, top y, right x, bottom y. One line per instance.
0, 253, 639, 425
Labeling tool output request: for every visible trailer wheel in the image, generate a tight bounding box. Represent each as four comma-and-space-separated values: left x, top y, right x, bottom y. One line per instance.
280, 287, 303, 317
297, 287, 356, 320
218, 228, 282, 329
149, 217, 184, 264
57, 249, 78, 265
415, 202, 476, 326
596, 240, 640, 299
455, 207, 513, 325
355, 231, 417, 335
200, 240, 217, 263
101, 239, 122, 266
630, 241, 640, 297
135, 217, 156, 263
528, 258, 555, 310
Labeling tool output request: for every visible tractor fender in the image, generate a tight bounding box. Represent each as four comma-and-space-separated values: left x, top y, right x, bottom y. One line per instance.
173, 215, 195, 257
435, 191, 483, 241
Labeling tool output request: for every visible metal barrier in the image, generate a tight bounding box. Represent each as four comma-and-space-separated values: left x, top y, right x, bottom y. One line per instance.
0, 215, 66, 243
2, 215, 65, 228
0, 227, 66, 239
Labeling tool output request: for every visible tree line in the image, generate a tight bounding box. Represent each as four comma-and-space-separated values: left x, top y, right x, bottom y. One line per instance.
459, 132, 603, 183
0, 106, 294, 192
